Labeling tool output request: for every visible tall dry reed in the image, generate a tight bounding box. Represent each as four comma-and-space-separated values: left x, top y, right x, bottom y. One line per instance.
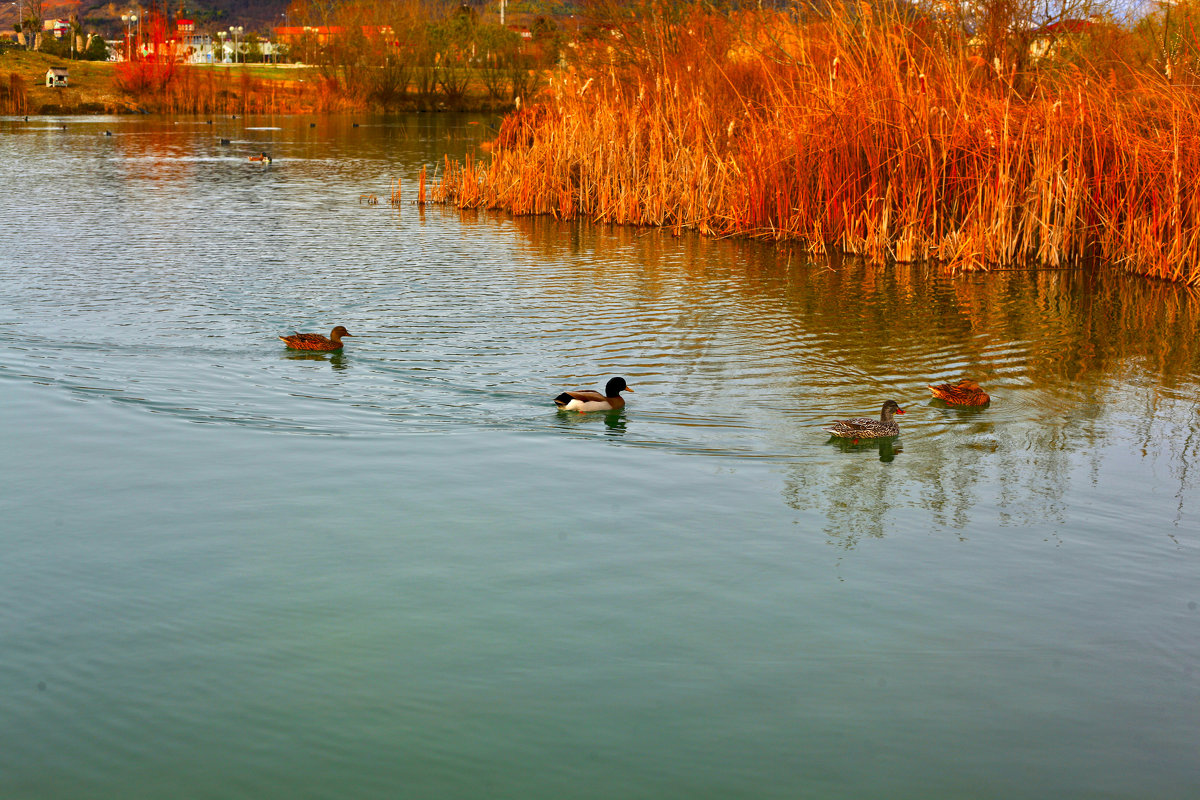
433, 6, 1200, 284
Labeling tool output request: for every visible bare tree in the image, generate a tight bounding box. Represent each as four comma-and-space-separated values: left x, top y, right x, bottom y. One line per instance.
924, 0, 1110, 78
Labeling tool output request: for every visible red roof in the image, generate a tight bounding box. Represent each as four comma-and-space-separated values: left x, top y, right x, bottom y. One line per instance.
1036, 19, 1096, 36
275, 26, 343, 35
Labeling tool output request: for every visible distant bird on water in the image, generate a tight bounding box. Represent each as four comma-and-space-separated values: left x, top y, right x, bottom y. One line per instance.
248, 151, 272, 163
279, 326, 354, 352
824, 400, 905, 440
929, 378, 990, 406
554, 377, 633, 412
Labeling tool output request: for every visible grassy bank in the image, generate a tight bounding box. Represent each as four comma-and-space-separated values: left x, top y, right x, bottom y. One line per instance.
0, 50, 519, 114
433, 5, 1200, 284
0, 50, 131, 113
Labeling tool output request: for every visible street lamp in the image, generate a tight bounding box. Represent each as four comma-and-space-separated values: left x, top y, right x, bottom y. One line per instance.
229, 25, 243, 64
216, 29, 226, 64
10, 1, 26, 50
279, 12, 288, 64
121, 12, 137, 61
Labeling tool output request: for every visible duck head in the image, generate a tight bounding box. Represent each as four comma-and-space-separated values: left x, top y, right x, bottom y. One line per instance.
605, 377, 632, 398
881, 399, 905, 420
331, 326, 353, 339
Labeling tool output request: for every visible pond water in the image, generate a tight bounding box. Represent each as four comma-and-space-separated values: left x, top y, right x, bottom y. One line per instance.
1, 114, 1198, 799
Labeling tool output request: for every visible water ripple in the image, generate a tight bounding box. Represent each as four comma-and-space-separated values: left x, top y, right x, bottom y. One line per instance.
3, 116, 1200, 469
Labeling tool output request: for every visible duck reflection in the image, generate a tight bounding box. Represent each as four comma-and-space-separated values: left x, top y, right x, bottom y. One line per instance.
928, 399, 991, 417
283, 351, 348, 371
603, 410, 627, 434
553, 408, 627, 436
827, 436, 900, 463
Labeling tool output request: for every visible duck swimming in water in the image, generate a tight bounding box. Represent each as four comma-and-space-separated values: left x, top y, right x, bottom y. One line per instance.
929, 378, 990, 406
824, 400, 905, 439
554, 377, 633, 412
279, 326, 353, 352
248, 152, 272, 163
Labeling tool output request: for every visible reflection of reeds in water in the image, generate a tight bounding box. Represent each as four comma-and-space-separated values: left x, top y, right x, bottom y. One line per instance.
493, 216, 1200, 542
500, 215, 1200, 394
784, 272, 1200, 546
433, 8, 1200, 285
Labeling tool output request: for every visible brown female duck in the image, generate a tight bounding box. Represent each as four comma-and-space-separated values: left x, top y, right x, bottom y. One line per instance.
554, 377, 633, 412
929, 379, 990, 406
824, 400, 905, 439
279, 326, 354, 352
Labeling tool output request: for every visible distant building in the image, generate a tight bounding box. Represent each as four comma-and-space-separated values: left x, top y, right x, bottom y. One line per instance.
45, 67, 68, 87
176, 20, 213, 64
1029, 19, 1098, 61
274, 26, 343, 47
42, 19, 71, 38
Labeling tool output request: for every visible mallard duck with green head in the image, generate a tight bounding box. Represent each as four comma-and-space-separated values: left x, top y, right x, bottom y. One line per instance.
554, 377, 633, 412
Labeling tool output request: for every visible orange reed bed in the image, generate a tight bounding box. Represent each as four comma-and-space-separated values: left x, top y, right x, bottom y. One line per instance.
432, 9, 1200, 284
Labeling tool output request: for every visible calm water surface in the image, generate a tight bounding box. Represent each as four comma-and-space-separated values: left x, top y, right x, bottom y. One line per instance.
1, 114, 1198, 798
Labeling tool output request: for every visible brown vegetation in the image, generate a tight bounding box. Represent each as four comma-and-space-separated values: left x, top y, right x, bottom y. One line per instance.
112, 59, 348, 114
433, 2, 1200, 284
0, 50, 128, 113
1, 72, 28, 114
284, 0, 559, 110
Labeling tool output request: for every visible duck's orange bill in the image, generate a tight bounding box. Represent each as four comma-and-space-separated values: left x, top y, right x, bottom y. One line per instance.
896, 407, 905, 413
625, 387, 634, 392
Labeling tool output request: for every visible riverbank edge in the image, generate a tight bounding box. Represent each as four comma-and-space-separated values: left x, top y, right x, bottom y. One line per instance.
1, 51, 521, 115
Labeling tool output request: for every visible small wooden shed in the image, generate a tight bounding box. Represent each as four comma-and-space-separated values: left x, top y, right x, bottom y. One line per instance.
45, 68, 68, 88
